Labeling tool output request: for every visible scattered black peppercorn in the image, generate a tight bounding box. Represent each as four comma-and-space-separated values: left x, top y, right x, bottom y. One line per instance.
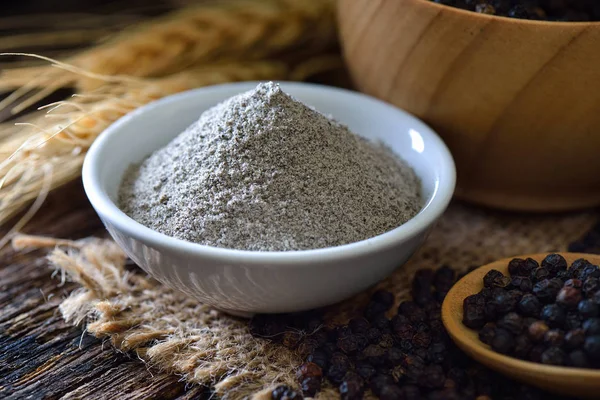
254, 261, 587, 399
271, 385, 301, 400
300, 376, 320, 397
466, 255, 600, 370
339, 371, 364, 400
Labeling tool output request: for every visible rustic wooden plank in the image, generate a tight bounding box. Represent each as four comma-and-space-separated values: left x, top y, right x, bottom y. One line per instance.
0, 181, 205, 399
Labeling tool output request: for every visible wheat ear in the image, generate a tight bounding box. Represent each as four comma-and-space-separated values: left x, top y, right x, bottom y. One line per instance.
0, 0, 336, 112
0, 60, 288, 239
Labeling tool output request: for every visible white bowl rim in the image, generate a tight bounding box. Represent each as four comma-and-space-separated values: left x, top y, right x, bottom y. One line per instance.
82, 81, 456, 265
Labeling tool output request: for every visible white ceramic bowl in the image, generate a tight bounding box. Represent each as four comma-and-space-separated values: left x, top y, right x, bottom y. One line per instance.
82, 81, 455, 316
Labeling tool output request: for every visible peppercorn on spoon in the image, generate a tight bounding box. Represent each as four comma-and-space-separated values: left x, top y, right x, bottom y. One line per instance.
442, 253, 600, 399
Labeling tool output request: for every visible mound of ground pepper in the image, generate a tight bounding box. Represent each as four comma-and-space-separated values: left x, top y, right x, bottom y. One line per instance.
430, 0, 600, 21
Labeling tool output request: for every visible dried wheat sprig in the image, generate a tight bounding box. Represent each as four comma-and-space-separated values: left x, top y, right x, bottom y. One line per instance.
0, 29, 115, 53
0, 60, 288, 232
0, 0, 336, 110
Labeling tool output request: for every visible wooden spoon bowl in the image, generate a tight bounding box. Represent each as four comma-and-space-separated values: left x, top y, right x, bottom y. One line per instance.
442, 253, 600, 398
338, 0, 600, 211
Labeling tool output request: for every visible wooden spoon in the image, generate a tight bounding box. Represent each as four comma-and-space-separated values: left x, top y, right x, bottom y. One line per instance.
442, 253, 600, 399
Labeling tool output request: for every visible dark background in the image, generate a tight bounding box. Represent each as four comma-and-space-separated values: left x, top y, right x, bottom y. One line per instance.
3, 0, 174, 15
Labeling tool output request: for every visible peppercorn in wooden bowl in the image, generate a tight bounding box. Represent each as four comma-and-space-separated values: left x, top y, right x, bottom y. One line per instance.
338, 0, 600, 212
442, 253, 600, 398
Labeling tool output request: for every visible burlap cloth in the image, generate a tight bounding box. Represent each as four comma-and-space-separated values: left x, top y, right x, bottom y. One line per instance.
13, 202, 599, 399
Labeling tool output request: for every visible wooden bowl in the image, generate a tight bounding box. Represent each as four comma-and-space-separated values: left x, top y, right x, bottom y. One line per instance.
442, 253, 600, 398
338, 0, 600, 212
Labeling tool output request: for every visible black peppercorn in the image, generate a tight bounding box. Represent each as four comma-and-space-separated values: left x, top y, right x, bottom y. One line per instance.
571, 259, 592, 279
491, 328, 515, 354
484, 269, 511, 288
540, 304, 566, 328
543, 329, 564, 347
463, 295, 487, 329
508, 258, 526, 276
533, 279, 562, 303
492, 291, 517, 314
478, 323, 496, 345
370, 373, 395, 396
541, 253, 568, 275
337, 334, 360, 354
379, 333, 394, 349
339, 371, 363, 400
584, 336, 600, 360
578, 299, 599, 319
301, 376, 321, 397
379, 384, 404, 400
497, 312, 523, 335
349, 317, 370, 334
434, 266, 455, 293
511, 276, 533, 292
518, 294, 542, 317
366, 327, 382, 344
307, 350, 328, 370
568, 349, 590, 368
296, 362, 322, 381
272, 385, 301, 400
529, 344, 546, 363
556, 270, 571, 281
584, 278, 600, 297
420, 364, 445, 389
541, 347, 566, 365
372, 290, 395, 308
564, 329, 586, 350
556, 286, 582, 309
564, 278, 583, 289
565, 312, 583, 330
327, 353, 351, 384
583, 318, 600, 335
528, 321, 549, 342
580, 264, 600, 281
514, 334, 533, 358
531, 267, 550, 283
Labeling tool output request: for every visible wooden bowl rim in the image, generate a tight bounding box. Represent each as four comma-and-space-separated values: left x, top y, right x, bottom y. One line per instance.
442, 252, 600, 380
404, 0, 600, 27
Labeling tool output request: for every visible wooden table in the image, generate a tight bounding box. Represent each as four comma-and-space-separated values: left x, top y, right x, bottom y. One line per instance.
0, 182, 206, 399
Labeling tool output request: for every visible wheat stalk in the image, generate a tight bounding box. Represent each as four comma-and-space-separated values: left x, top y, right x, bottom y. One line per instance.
0, 60, 291, 236
0, 0, 336, 114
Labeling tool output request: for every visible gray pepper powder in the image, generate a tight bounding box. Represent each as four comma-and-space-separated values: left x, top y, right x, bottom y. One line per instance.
119, 82, 421, 251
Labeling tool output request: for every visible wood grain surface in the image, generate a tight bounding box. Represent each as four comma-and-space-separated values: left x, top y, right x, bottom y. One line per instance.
338, 0, 600, 212
0, 181, 207, 399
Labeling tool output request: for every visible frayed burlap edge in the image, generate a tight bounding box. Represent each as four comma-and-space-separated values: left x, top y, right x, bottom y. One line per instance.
12, 235, 302, 399
13, 202, 600, 399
